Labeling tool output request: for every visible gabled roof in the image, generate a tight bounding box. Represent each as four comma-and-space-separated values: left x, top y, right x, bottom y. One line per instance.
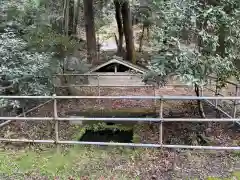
87, 58, 147, 74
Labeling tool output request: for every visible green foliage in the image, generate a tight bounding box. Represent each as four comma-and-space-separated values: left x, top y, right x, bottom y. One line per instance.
0, 0, 48, 32
0, 1, 54, 99
0, 29, 53, 93
148, 39, 235, 86
1, 0, 80, 56
83, 122, 133, 132
24, 28, 78, 56
0, 0, 83, 108
147, 0, 240, 87
0, 28, 54, 107
1, 0, 78, 56
207, 171, 240, 179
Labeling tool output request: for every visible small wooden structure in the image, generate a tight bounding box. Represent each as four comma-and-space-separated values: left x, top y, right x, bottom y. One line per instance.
85, 58, 148, 86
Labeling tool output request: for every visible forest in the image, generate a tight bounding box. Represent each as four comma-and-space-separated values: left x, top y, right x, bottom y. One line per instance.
1, 0, 239, 99
1, 0, 240, 179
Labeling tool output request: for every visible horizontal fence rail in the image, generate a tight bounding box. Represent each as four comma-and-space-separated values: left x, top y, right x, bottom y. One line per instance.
0, 117, 240, 122
54, 84, 193, 88
0, 95, 240, 100
55, 85, 154, 87
1, 139, 240, 150
0, 95, 240, 151
54, 74, 144, 76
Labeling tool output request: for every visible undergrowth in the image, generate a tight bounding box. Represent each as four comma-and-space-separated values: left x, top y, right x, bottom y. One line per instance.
0, 146, 142, 179
0, 145, 240, 179
208, 171, 240, 180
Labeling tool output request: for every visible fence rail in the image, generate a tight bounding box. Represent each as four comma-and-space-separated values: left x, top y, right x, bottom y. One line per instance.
1, 139, 240, 150
0, 95, 240, 151
0, 95, 240, 100
0, 99, 53, 128
0, 117, 239, 122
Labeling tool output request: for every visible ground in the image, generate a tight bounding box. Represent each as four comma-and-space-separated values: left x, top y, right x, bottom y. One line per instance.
1, 85, 240, 179
1, 145, 240, 179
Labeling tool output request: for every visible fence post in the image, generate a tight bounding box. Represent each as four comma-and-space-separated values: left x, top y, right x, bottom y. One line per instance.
97, 75, 100, 105
159, 98, 163, 146
53, 94, 59, 152
233, 85, 239, 119
154, 86, 157, 112
214, 85, 218, 108
214, 82, 220, 118
52, 75, 56, 95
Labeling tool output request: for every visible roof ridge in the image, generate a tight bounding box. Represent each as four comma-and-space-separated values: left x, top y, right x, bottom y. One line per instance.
86, 59, 148, 74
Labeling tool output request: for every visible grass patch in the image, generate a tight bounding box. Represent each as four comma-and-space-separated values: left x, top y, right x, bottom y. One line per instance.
1, 145, 239, 179
207, 171, 240, 180
0, 146, 143, 179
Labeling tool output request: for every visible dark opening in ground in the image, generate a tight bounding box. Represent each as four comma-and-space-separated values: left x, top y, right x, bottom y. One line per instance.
79, 129, 133, 143
106, 122, 115, 125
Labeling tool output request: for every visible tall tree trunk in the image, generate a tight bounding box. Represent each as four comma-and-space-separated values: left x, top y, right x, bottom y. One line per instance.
72, 0, 80, 36
214, 85, 221, 118
63, 0, 69, 36
73, 0, 81, 35
83, 0, 97, 64
114, 0, 124, 54
194, 0, 207, 118
121, 0, 136, 64
68, 0, 74, 36
216, 25, 226, 58
194, 84, 206, 118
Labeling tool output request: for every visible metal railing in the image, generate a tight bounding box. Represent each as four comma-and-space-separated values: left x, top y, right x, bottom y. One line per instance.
54, 74, 240, 116
205, 76, 240, 122
0, 74, 239, 150
1, 95, 240, 150
53, 73, 188, 88
0, 99, 53, 128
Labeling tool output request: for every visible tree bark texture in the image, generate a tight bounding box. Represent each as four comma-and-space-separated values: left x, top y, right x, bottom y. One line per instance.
68, 0, 74, 36
216, 24, 226, 58
121, 1, 136, 64
194, 84, 206, 118
63, 0, 69, 36
72, 0, 81, 35
114, 0, 124, 54
83, 0, 97, 64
